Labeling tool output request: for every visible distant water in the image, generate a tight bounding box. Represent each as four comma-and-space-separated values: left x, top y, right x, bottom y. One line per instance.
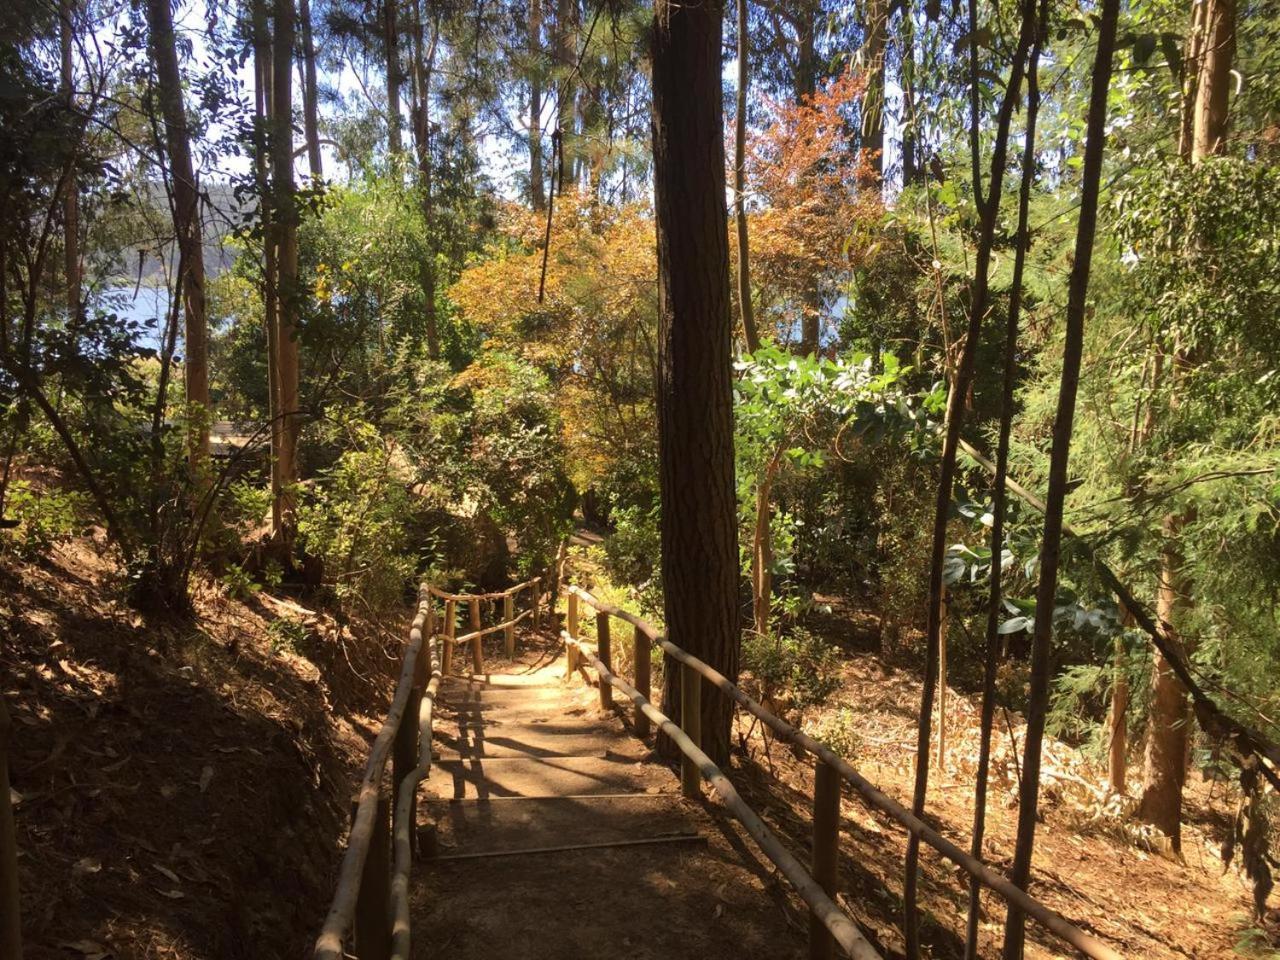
105, 285, 174, 353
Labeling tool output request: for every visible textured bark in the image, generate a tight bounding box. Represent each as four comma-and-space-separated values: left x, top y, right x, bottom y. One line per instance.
145, 0, 210, 470
271, 0, 300, 541
1138, 516, 1195, 847
529, 0, 546, 211
384, 0, 403, 154
734, 0, 758, 353
1192, 0, 1235, 159
299, 0, 323, 178
651, 0, 739, 766
60, 0, 79, 323
1001, 0, 1120, 954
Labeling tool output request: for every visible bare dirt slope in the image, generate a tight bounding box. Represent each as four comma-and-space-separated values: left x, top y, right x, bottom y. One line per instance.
2, 539, 399, 959
411, 640, 810, 960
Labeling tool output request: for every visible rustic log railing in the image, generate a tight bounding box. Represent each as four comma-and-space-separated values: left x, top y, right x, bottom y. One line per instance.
564, 585, 1123, 960
315, 577, 545, 960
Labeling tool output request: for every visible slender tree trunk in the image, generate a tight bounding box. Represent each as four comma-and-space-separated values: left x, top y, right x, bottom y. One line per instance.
792, 6, 820, 356
299, 0, 322, 178
963, 8, 1044, 954
271, 0, 300, 543
862, 0, 887, 177
752, 453, 780, 639
902, 4, 1036, 952
1001, 0, 1120, 954
384, 0, 402, 154
900, 0, 918, 186
529, 0, 546, 211
1192, 0, 1234, 159
410, 0, 439, 360
651, 0, 739, 766
555, 0, 577, 183
60, 0, 79, 323
145, 0, 210, 472
734, 0, 759, 353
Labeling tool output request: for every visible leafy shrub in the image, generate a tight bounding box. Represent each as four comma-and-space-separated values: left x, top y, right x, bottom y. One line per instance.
742, 626, 842, 712
808, 704, 863, 759
0, 480, 88, 558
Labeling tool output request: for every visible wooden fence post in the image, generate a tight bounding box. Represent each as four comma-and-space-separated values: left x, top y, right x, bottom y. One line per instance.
469, 599, 483, 675
504, 593, 515, 658
0, 700, 22, 960
681, 664, 702, 798
354, 793, 392, 960
566, 590, 579, 678
810, 760, 840, 960
633, 624, 650, 740
532, 579, 542, 629
442, 598, 455, 677
596, 612, 612, 710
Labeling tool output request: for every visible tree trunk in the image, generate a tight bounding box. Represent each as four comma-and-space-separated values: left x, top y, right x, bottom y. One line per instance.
651, 0, 739, 766
902, 1, 1037, 951
555, 0, 577, 182
299, 0, 323, 178
1138, 0, 1234, 849
1001, 0, 1120, 954
271, 0, 300, 543
751, 454, 780, 639
734, 0, 758, 353
529, 0, 546, 211
410, 0, 439, 360
145, 0, 210, 473
899, 1, 918, 186
384, 0, 403, 154
60, 0, 79, 323
1192, 0, 1234, 159
1138, 516, 1195, 848
862, 0, 887, 177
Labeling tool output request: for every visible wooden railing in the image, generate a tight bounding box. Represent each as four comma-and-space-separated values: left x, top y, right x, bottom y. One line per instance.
314, 577, 545, 960
564, 585, 1123, 960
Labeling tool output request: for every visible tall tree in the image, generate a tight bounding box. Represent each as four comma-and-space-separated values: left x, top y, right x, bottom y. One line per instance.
529, 0, 546, 211
1137, 0, 1236, 849
60, 0, 79, 323
385, 0, 403, 154
734, 0, 759, 353
861, 0, 887, 177
299, 0, 323, 178
410, 0, 440, 359
651, 0, 740, 764
1002, 0, 1121, 954
144, 0, 210, 471
271, 0, 300, 540
554, 0, 578, 181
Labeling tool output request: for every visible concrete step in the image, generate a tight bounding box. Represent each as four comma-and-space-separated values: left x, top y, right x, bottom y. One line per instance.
423, 755, 676, 801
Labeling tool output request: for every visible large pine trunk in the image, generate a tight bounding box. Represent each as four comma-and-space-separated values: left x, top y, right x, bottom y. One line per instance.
651, 0, 740, 766
145, 0, 209, 471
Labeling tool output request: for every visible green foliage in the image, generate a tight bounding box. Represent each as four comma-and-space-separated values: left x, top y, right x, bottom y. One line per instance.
0, 480, 87, 558
742, 626, 843, 712
807, 704, 864, 759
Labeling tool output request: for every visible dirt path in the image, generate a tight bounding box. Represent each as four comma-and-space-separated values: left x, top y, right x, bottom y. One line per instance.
411, 638, 809, 960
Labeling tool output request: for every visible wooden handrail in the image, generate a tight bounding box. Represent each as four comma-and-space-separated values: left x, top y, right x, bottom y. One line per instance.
563, 630, 882, 960
446, 608, 532, 646
426, 576, 540, 603
315, 588, 433, 960
566, 585, 1123, 960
